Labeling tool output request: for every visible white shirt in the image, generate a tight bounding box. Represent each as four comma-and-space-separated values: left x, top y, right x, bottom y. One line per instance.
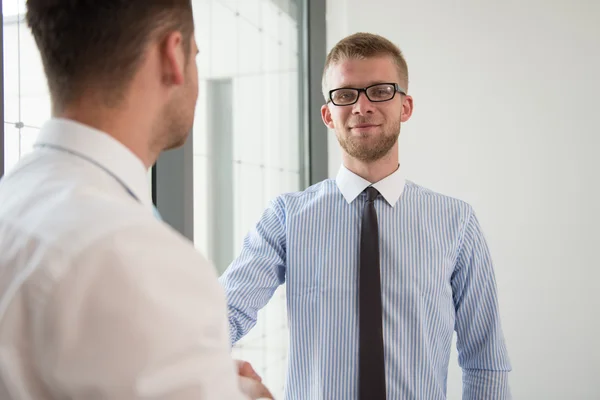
335, 164, 406, 206
0, 119, 246, 399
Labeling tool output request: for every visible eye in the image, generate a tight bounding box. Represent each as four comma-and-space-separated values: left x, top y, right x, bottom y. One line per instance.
337, 90, 352, 97
371, 86, 392, 97
332, 89, 357, 103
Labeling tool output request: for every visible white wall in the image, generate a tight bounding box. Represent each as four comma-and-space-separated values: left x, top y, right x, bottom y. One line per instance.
326, 0, 600, 398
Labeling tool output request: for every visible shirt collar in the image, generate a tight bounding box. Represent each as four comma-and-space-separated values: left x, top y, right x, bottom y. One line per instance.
335, 164, 406, 207
34, 118, 154, 210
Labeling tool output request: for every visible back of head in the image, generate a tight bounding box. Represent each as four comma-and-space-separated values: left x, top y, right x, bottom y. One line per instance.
322, 32, 409, 99
26, 0, 194, 113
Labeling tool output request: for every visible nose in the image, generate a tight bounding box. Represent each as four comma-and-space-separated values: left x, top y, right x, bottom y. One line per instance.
352, 91, 375, 115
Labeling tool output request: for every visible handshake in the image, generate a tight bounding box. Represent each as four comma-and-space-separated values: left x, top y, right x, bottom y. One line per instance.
236, 360, 275, 400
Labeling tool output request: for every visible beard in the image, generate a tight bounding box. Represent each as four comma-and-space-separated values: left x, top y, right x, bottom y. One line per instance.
336, 116, 401, 162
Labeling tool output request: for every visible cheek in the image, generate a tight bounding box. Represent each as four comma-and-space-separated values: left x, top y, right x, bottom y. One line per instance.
330, 109, 350, 127
380, 106, 401, 122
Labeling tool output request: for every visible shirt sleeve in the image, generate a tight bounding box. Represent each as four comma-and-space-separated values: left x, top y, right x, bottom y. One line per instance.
34, 219, 247, 400
452, 208, 512, 400
218, 197, 287, 345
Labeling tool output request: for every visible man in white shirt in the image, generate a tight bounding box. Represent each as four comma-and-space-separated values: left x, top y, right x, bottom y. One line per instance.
0, 1, 271, 399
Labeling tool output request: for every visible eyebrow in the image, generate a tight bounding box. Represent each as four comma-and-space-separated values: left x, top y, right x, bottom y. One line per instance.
335, 81, 392, 89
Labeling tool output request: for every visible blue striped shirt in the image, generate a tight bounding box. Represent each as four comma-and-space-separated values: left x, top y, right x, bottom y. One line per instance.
220, 165, 512, 399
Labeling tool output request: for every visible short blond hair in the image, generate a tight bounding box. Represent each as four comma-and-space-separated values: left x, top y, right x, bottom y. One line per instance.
322, 32, 409, 101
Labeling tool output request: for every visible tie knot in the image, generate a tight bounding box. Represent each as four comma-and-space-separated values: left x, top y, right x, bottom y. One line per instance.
365, 186, 379, 202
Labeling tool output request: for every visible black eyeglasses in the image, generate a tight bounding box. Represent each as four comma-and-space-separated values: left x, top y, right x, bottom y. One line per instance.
328, 83, 406, 106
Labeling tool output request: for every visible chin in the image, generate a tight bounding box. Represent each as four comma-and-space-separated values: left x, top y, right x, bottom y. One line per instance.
346, 134, 381, 147
165, 134, 189, 150
161, 127, 189, 150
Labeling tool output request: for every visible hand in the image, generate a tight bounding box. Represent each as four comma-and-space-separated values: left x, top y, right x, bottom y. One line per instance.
236, 360, 262, 382
238, 376, 274, 399
235, 360, 274, 399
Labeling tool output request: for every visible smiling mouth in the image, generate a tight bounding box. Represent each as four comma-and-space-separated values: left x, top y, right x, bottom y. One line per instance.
350, 125, 379, 133
351, 124, 379, 129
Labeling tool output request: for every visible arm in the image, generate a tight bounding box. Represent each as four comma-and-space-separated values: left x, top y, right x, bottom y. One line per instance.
219, 198, 287, 344
35, 221, 249, 399
452, 208, 512, 400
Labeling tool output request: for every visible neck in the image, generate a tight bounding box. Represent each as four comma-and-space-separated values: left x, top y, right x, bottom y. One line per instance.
342, 144, 400, 183
58, 101, 160, 169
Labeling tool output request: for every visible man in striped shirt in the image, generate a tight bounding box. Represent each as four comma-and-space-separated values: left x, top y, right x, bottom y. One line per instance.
220, 32, 512, 399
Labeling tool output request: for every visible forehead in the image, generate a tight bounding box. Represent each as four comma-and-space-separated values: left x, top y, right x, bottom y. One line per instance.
327, 56, 399, 88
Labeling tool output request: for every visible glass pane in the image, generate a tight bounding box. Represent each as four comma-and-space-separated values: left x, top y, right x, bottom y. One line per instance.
3, 0, 50, 173
2, 0, 26, 18
238, 18, 262, 76
210, 2, 238, 78
237, 0, 261, 27
3, 123, 19, 172
233, 75, 263, 165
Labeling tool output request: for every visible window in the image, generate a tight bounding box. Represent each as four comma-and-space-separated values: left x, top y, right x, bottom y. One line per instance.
2, 0, 50, 173
191, 1, 304, 396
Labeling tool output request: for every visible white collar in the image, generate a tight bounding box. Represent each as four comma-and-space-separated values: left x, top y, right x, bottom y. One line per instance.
34, 118, 153, 210
335, 164, 406, 207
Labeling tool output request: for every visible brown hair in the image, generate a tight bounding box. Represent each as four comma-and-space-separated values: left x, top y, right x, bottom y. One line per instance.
26, 0, 194, 110
322, 32, 409, 100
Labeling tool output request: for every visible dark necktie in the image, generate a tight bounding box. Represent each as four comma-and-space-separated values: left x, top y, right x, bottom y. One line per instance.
359, 186, 386, 400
